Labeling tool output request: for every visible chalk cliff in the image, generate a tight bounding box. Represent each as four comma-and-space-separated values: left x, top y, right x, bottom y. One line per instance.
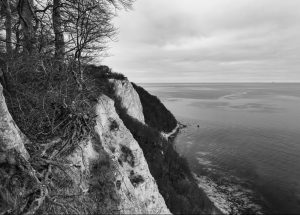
0, 74, 219, 214
109, 79, 145, 123
0, 81, 170, 214
94, 95, 169, 214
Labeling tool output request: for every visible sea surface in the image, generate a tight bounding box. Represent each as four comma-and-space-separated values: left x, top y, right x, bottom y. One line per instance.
140, 83, 300, 214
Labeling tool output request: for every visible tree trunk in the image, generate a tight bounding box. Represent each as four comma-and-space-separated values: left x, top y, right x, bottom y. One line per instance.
3, 0, 12, 56
15, 23, 21, 53
53, 0, 65, 61
0, 83, 30, 160
19, 0, 36, 54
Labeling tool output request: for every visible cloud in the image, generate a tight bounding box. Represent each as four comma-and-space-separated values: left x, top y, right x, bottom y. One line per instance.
102, 0, 300, 83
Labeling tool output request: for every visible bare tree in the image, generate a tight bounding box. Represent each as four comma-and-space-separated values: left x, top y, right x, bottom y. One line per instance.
61, 0, 114, 87
63, 0, 134, 60
18, 0, 37, 54
53, 0, 64, 60
0, 0, 134, 74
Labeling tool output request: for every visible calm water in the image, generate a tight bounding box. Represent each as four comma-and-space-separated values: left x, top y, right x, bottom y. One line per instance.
141, 83, 300, 214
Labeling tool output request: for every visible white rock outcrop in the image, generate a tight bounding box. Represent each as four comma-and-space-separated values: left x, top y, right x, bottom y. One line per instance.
56, 94, 170, 214
109, 79, 145, 123
0, 83, 29, 160
94, 94, 170, 214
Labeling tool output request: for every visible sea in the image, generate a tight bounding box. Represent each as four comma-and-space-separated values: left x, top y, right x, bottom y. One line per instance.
140, 83, 300, 214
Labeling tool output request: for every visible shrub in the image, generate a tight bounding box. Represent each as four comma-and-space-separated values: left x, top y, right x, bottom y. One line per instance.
109, 119, 119, 131
132, 83, 177, 133
85, 65, 126, 80
129, 171, 144, 187
5, 57, 99, 145
120, 145, 135, 167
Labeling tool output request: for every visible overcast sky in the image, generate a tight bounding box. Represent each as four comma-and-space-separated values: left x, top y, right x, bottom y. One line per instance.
102, 0, 300, 83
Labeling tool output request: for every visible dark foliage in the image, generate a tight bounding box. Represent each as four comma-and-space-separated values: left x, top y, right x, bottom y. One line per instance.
129, 171, 144, 188
4, 62, 121, 143
113, 97, 218, 215
109, 119, 119, 131
4, 58, 99, 145
132, 83, 177, 133
86, 65, 126, 80
120, 145, 135, 167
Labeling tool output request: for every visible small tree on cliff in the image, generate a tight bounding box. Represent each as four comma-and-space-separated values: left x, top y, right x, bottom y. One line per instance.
57, 0, 134, 86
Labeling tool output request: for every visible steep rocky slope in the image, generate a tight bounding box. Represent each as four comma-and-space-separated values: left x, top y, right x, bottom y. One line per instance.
94, 95, 169, 214
0, 81, 170, 214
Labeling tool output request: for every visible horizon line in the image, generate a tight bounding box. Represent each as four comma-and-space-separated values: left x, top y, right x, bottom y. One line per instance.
136, 82, 300, 84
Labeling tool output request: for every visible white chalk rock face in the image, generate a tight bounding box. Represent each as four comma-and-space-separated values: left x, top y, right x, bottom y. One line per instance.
109, 79, 145, 123
65, 137, 100, 193
94, 95, 170, 214
0, 83, 29, 160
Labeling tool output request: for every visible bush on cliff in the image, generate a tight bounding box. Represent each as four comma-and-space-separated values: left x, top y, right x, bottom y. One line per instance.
85, 65, 126, 81
4, 58, 100, 144
132, 83, 177, 133
4, 62, 118, 143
